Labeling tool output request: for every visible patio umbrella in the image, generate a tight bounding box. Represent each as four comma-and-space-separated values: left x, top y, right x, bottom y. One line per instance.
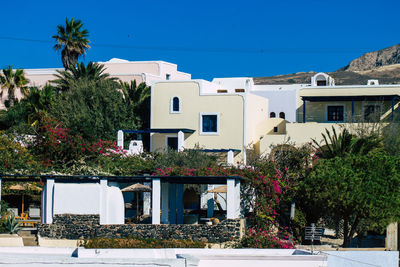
121, 183, 151, 218
8, 183, 42, 216
206, 185, 227, 193
206, 185, 227, 211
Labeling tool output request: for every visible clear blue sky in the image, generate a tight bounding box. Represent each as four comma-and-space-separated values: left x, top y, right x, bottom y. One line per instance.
0, 0, 399, 80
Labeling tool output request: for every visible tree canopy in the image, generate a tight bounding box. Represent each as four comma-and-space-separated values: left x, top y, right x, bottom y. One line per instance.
49, 79, 135, 141
52, 18, 90, 69
53, 62, 116, 91
298, 151, 400, 247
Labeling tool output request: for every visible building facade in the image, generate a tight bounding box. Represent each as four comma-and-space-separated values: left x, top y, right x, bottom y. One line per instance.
150, 72, 400, 160
0, 58, 191, 109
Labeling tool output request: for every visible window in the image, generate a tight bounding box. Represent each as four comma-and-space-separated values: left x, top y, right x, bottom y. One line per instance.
317, 80, 327, 86
171, 96, 180, 113
166, 74, 171, 80
279, 112, 285, 119
270, 112, 276, 118
364, 104, 381, 122
327, 106, 344, 122
200, 113, 218, 134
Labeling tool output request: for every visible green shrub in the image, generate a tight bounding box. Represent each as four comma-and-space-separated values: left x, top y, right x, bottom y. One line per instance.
0, 131, 39, 173
2, 216, 20, 234
82, 237, 205, 248
153, 148, 217, 169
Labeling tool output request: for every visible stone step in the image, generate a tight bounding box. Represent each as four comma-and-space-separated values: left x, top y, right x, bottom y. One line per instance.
18, 229, 37, 237
22, 236, 38, 246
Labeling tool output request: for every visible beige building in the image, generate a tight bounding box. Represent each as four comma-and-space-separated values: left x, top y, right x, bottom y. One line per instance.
0, 58, 190, 109
258, 73, 400, 154
150, 72, 400, 162
150, 78, 270, 163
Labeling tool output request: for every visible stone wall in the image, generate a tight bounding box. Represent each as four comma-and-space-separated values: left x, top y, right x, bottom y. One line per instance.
38, 214, 245, 243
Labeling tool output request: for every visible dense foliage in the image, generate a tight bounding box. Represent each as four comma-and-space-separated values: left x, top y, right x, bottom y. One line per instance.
49, 79, 134, 141
0, 132, 39, 173
52, 17, 90, 69
298, 151, 400, 247
83, 237, 205, 248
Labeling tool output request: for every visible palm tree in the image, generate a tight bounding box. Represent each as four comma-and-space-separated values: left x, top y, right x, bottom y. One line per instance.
25, 84, 55, 125
52, 62, 116, 91
52, 17, 90, 69
120, 80, 151, 129
0, 65, 29, 107
312, 126, 382, 159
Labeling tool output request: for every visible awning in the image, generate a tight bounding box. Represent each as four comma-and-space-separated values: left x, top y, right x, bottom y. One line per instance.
301, 95, 399, 102
120, 128, 195, 134
196, 149, 241, 153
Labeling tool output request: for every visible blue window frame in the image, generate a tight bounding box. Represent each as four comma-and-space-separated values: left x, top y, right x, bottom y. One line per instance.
202, 114, 218, 133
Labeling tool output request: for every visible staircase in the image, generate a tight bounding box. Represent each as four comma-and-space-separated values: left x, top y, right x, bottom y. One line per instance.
18, 229, 38, 246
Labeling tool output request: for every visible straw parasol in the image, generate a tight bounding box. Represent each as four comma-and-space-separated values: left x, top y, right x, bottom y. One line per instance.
8, 183, 42, 216
121, 183, 151, 218
206, 185, 227, 193
206, 185, 227, 210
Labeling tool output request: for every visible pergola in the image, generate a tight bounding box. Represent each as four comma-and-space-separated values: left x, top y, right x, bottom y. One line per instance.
0, 174, 242, 225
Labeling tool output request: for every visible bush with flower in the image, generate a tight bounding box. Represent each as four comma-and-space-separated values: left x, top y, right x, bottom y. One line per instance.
153, 162, 296, 248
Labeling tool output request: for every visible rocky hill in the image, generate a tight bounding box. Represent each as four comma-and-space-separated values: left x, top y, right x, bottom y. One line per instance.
254, 44, 400, 85
340, 44, 400, 71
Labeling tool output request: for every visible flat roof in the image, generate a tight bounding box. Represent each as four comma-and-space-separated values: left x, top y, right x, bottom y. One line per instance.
300, 86, 400, 99
121, 128, 195, 134
0, 174, 242, 184
302, 95, 399, 101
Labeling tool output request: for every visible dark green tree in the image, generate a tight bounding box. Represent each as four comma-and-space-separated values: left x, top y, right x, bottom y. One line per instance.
53, 62, 116, 91
0, 65, 29, 107
25, 84, 55, 126
52, 18, 90, 69
313, 126, 382, 159
299, 151, 400, 247
119, 80, 150, 129
50, 79, 134, 141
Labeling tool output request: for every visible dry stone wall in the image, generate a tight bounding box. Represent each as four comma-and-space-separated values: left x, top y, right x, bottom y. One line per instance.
38, 214, 244, 243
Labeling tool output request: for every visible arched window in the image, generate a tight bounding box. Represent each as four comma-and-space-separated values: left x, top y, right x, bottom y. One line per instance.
171, 96, 180, 113
270, 112, 276, 118
279, 112, 285, 119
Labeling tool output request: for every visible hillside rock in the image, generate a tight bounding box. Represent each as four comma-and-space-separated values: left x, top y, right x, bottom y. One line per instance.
253, 64, 400, 85
341, 44, 400, 71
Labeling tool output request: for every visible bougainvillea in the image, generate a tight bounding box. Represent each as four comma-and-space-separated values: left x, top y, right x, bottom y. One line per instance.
30, 117, 121, 166
238, 227, 294, 249
153, 165, 294, 248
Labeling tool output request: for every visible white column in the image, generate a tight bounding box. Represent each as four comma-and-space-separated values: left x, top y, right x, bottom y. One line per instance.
168, 184, 177, 224
207, 184, 215, 218
152, 178, 161, 224
234, 179, 241, 218
45, 178, 54, 224
143, 182, 151, 215
176, 184, 184, 224
227, 150, 234, 166
177, 131, 185, 152
99, 178, 108, 225
117, 130, 124, 149
227, 178, 235, 219
161, 182, 169, 224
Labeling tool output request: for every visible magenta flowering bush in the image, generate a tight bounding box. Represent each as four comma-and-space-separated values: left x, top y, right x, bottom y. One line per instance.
238, 227, 294, 249
30, 117, 120, 166
153, 165, 294, 248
